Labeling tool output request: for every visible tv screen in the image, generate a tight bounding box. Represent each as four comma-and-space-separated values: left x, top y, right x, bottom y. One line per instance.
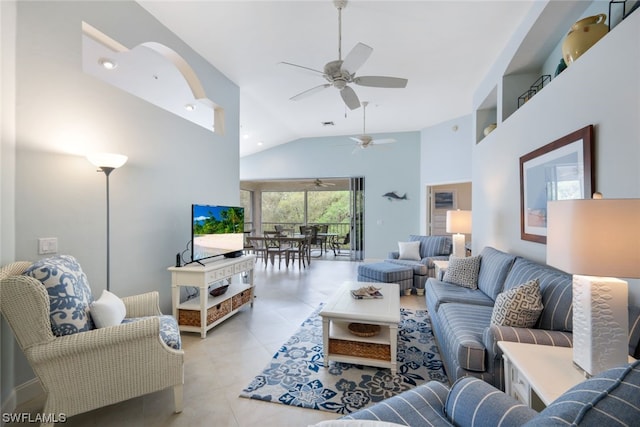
191, 204, 245, 263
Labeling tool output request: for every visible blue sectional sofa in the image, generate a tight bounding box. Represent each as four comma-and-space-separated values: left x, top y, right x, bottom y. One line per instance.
385, 235, 452, 290
425, 246, 640, 390
341, 360, 640, 426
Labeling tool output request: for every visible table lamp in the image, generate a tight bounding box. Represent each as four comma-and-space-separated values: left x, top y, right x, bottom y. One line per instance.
547, 197, 640, 376
446, 210, 471, 258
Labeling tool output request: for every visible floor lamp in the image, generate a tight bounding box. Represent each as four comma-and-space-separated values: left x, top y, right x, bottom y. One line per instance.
446, 210, 471, 258
87, 152, 128, 291
547, 197, 640, 376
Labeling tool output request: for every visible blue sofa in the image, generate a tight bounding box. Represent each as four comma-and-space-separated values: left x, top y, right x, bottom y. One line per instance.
386, 235, 452, 290
341, 360, 640, 426
425, 246, 640, 390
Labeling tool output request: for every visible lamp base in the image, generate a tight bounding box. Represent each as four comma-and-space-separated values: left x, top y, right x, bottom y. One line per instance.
572, 274, 628, 377
452, 234, 466, 258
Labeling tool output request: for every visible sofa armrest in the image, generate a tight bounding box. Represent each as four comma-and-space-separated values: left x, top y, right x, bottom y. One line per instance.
342, 381, 451, 426
387, 251, 400, 260
483, 325, 573, 356
446, 377, 537, 426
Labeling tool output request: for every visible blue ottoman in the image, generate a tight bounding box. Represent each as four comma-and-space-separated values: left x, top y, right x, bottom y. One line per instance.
357, 262, 414, 294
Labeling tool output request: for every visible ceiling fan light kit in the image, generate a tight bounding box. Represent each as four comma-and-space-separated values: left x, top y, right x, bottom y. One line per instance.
285, 0, 408, 110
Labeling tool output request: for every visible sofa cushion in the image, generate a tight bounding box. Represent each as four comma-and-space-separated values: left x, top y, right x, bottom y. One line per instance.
436, 303, 493, 372
122, 315, 182, 350
526, 360, 640, 426
23, 254, 94, 336
503, 258, 572, 331
443, 256, 481, 289
476, 247, 517, 301
491, 279, 543, 328
425, 279, 495, 314
408, 235, 451, 258
385, 259, 429, 276
398, 241, 421, 260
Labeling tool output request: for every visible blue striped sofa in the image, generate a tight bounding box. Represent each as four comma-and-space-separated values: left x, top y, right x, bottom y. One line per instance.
386, 235, 452, 290
340, 360, 640, 426
425, 246, 640, 390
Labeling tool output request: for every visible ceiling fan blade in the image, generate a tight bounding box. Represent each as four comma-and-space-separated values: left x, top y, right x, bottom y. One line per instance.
279, 61, 325, 76
354, 76, 408, 88
341, 42, 373, 74
372, 138, 396, 145
349, 136, 362, 143
340, 86, 361, 110
290, 84, 331, 101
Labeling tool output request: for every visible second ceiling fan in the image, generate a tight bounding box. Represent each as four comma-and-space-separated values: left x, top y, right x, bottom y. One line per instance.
350, 101, 396, 150
282, 0, 408, 110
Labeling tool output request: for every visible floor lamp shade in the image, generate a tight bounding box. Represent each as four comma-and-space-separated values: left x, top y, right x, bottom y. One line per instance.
547, 199, 640, 376
446, 210, 471, 258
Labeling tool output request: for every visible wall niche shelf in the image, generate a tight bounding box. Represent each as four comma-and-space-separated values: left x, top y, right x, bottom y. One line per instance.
472, 0, 618, 142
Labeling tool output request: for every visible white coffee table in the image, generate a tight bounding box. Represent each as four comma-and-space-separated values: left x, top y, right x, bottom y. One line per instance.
320, 281, 401, 374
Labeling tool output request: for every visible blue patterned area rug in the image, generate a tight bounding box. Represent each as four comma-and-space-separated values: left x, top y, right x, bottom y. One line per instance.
239, 305, 448, 415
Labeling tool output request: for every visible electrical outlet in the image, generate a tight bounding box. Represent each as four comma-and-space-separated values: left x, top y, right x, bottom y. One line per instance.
38, 237, 58, 255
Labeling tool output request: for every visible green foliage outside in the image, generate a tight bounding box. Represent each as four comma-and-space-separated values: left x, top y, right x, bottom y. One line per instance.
261, 190, 350, 224
193, 206, 244, 234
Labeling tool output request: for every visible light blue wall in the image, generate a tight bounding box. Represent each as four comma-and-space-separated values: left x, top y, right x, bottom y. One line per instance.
419, 115, 473, 234
240, 131, 421, 259
2, 0, 240, 401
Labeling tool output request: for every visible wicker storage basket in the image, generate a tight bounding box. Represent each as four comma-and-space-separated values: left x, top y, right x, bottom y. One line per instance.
328, 338, 391, 361
178, 299, 231, 327
232, 288, 253, 309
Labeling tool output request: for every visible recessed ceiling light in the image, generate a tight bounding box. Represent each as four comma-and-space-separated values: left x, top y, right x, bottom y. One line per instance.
98, 58, 117, 70
257, 141, 264, 146
185, 104, 195, 111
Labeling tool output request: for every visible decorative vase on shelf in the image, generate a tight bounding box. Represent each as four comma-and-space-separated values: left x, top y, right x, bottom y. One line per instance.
562, 14, 608, 65
483, 123, 497, 137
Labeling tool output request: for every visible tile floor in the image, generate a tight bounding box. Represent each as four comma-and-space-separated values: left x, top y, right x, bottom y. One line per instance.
11, 257, 426, 427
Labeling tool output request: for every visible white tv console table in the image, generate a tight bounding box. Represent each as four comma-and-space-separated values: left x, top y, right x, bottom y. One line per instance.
168, 254, 256, 338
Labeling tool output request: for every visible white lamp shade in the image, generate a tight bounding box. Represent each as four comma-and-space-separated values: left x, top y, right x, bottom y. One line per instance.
87, 152, 128, 169
446, 210, 472, 234
547, 199, 640, 278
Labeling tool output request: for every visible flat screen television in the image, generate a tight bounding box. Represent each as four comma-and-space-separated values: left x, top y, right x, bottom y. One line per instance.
191, 204, 245, 263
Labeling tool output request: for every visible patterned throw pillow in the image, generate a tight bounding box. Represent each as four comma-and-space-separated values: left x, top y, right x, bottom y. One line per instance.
443, 255, 481, 289
24, 255, 94, 336
491, 279, 544, 327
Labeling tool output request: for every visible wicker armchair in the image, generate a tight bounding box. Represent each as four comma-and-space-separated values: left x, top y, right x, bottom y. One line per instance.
0, 260, 184, 425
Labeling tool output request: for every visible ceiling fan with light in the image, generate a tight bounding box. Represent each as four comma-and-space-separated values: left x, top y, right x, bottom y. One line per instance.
281, 0, 408, 110
350, 101, 396, 150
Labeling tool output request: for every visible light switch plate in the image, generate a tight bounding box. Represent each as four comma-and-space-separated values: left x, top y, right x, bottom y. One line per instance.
38, 237, 58, 255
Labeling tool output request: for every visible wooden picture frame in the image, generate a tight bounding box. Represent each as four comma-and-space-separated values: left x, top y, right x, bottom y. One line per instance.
519, 125, 594, 243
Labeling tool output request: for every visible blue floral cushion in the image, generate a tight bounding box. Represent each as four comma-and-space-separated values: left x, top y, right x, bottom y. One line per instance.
24, 255, 94, 336
122, 315, 182, 350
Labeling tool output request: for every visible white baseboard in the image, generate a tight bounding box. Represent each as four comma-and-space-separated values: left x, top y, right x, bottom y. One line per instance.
1, 378, 44, 414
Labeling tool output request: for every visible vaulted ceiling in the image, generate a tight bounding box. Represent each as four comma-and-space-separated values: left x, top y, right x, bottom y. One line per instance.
138, 1, 535, 157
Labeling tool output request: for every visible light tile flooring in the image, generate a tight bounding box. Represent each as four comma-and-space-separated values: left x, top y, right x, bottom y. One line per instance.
12, 257, 426, 427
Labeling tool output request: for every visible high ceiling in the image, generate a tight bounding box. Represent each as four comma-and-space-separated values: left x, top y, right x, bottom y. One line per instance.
138, 1, 535, 157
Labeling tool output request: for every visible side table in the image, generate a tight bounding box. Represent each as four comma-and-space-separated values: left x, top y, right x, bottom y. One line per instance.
498, 341, 635, 410
432, 260, 449, 280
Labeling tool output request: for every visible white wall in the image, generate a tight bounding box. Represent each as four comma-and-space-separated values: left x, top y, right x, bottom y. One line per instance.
240, 131, 421, 259
2, 0, 240, 401
472, 11, 640, 303
419, 114, 473, 234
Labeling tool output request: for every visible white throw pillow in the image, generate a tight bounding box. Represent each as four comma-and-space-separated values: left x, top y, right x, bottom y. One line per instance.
90, 290, 126, 328
398, 241, 421, 260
